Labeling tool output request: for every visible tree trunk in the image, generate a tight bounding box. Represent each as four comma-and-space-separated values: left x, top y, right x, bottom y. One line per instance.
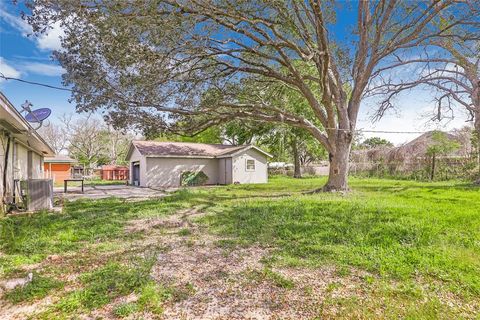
475, 113, 480, 178
430, 153, 436, 181
292, 139, 302, 178
323, 134, 352, 191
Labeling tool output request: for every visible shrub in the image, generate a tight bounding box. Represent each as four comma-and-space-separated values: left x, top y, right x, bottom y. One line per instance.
180, 171, 209, 186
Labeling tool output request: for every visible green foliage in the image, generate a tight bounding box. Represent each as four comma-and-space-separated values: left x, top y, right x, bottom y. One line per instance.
360, 137, 394, 149
426, 131, 460, 157
155, 126, 222, 144
180, 171, 209, 186
4, 274, 63, 303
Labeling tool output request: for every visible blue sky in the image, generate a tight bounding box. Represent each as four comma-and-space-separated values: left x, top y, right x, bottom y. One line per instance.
0, 1, 471, 145
0, 0, 72, 120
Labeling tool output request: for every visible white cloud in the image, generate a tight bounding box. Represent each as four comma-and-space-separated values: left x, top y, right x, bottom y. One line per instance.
0, 7, 31, 35
21, 62, 64, 76
0, 5, 63, 51
36, 21, 64, 51
0, 57, 22, 82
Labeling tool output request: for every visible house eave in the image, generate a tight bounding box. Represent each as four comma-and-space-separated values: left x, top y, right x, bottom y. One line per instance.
217, 145, 273, 158
0, 92, 55, 156
145, 155, 216, 159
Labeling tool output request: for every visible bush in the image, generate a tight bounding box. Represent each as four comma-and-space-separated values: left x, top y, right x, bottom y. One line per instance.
180, 171, 209, 186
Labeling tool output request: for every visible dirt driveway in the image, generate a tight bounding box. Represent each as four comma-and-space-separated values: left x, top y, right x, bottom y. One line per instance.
54, 185, 168, 201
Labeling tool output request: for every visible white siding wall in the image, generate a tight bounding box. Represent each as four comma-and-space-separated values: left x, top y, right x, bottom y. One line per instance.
231, 149, 268, 184
0, 137, 45, 209
0, 133, 14, 204
32, 152, 43, 178
15, 143, 29, 180
145, 157, 219, 188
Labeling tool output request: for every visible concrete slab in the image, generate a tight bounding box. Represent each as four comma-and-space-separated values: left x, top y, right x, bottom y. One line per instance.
54, 185, 167, 201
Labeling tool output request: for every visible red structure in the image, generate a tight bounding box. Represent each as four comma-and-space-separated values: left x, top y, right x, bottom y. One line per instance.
101, 165, 129, 180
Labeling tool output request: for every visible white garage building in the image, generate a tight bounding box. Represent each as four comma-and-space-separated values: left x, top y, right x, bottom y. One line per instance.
126, 141, 272, 188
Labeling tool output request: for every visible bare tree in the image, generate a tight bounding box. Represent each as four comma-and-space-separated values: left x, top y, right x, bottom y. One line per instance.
27, 0, 478, 190
62, 115, 109, 172
38, 122, 69, 154
371, 31, 479, 138
106, 125, 135, 165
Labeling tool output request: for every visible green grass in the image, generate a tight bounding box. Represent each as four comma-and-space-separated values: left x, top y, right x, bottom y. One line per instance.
0, 192, 191, 276
113, 302, 138, 318
4, 274, 63, 303
0, 176, 479, 318
200, 177, 480, 296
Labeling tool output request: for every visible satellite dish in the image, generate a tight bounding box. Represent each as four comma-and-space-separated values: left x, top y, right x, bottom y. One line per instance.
20, 100, 52, 130
25, 108, 52, 123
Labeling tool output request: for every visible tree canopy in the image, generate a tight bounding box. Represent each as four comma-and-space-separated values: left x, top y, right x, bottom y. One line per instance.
26, 0, 480, 190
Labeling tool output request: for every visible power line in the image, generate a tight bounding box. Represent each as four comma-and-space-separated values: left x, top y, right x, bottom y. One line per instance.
0, 73, 470, 135
0, 74, 74, 92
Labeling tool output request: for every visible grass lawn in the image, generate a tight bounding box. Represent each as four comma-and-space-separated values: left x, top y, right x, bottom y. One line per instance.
0, 176, 479, 319
54, 179, 127, 188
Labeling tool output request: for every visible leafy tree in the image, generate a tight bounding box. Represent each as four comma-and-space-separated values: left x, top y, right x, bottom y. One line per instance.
155, 127, 223, 144
426, 131, 460, 180
360, 137, 394, 149
27, 1, 478, 190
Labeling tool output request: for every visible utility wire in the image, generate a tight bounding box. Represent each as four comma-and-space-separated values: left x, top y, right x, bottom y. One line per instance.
0, 74, 73, 92
0, 73, 469, 135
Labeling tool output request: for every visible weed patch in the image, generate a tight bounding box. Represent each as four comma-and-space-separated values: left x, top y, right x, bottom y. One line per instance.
4, 274, 63, 303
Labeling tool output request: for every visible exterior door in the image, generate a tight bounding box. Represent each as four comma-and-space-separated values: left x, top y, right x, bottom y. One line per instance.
225, 158, 232, 184
132, 162, 140, 186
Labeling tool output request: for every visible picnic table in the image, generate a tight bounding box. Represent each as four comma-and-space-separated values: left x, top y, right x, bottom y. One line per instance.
64, 178, 84, 193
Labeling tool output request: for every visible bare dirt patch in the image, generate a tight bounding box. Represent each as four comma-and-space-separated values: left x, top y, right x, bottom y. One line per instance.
142, 208, 369, 319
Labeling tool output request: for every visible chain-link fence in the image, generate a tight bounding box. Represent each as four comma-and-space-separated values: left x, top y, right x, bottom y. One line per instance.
349, 157, 479, 181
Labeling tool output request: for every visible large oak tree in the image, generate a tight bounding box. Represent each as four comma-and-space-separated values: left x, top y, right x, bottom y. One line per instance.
27, 0, 478, 190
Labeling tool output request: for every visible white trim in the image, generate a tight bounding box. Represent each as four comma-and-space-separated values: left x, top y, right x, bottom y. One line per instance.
246, 159, 255, 171
146, 155, 215, 159
0, 92, 55, 156
217, 145, 273, 158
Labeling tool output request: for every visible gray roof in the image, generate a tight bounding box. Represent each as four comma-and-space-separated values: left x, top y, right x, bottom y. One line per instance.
130, 141, 272, 158
44, 155, 76, 163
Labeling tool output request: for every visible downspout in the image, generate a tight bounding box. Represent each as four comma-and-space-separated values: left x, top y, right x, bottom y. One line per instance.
2, 133, 11, 201
11, 138, 16, 204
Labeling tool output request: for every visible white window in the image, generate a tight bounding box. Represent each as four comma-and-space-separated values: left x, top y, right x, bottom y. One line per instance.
246, 159, 255, 171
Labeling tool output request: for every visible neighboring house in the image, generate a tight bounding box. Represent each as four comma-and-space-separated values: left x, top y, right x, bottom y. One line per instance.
101, 165, 129, 181
0, 92, 55, 213
44, 156, 76, 183
125, 141, 272, 188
